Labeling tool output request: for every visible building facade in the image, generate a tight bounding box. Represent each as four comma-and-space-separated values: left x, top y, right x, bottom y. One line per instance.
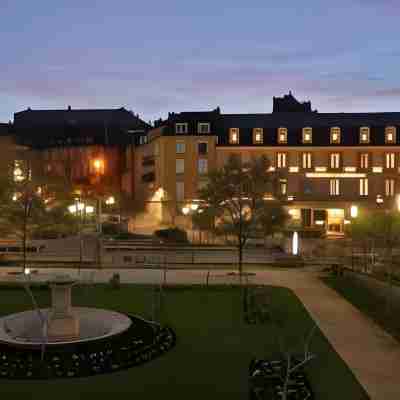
131, 94, 400, 235
2, 94, 400, 236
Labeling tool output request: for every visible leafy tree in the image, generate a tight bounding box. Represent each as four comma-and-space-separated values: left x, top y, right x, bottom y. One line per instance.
0, 161, 78, 271
194, 154, 286, 277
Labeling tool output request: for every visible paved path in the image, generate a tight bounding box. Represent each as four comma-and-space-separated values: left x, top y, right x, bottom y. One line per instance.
1, 267, 399, 399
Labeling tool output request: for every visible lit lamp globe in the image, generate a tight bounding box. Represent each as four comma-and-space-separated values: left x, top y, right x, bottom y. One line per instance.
190, 203, 199, 211
182, 207, 190, 215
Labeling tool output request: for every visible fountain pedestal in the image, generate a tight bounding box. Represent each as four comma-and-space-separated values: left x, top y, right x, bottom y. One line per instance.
47, 275, 79, 341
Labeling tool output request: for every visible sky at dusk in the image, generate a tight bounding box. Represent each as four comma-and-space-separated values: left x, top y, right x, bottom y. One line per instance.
1, 0, 400, 123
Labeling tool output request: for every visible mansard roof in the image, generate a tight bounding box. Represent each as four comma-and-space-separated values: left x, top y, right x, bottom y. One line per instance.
154, 108, 400, 146
0, 123, 11, 136
13, 107, 151, 148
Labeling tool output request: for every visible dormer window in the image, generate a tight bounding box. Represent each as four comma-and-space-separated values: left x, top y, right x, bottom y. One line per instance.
330, 127, 341, 144
385, 126, 396, 144
229, 128, 239, 144
277, 127, 287, 144
253, 128, 263, 144
302, 127, 312, 144
175, 123, 188, 134
198, 123, 210, 134
360, 127, 370, 144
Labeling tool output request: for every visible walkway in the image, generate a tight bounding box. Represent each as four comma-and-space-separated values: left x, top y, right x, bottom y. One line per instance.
1, 267, 399, 399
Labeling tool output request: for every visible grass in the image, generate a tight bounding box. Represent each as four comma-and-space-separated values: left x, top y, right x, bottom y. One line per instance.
322, 275, 400, 342
0, 284, 368, 400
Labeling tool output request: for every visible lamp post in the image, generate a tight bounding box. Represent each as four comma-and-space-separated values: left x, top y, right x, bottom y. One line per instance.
350, 205, 358, 271
182, 203, 201, 263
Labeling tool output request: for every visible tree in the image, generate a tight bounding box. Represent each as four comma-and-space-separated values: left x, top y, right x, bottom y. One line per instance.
0, 161, 78, 272
194, 154, 286, 277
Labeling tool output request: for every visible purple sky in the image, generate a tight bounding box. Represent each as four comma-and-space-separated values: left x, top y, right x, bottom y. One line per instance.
1, 0, 400, 123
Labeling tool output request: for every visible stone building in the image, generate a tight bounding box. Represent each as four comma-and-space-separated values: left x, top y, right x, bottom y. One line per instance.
130, 93, 400, 236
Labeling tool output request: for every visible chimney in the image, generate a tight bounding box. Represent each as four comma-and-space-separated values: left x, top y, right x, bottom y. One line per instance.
67, 105, 72, 111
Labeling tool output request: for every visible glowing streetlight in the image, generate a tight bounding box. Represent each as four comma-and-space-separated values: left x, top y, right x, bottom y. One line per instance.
350, 205, 358, 218
182, 206, 190, 215
105, 196, 115, 205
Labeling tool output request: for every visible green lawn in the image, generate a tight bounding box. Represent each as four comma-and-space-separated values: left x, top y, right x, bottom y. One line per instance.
322, 275, 400, 342
0, 284, 368, 400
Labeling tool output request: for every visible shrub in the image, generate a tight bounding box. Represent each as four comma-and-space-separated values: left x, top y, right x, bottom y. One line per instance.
154, 228, 188, 244
109, 273, 121, 289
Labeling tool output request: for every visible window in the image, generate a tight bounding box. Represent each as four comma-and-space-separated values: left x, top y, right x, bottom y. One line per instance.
253, 128, 263, 144
385, 179, 395, 197
229, 128, 239, 144
175, 123, 188, 134
330, 153, 341, 169
385, 153, 396, 169
198, 159, 208, 174
279, 179, 287, 195
277, 127, 287, 144
198, 142, 208, 155
302, 127, 312, 144
330, 127, 341, 144
176, 141, 185, 154
176, 182, 185, 201
176, 159, 185, 174
302, 152, 312, 169
303, 181, 312, 195
360, 127, 370, 144
385, 126, 396, 144
330, 179, 340, 196
198, 123, 210, 134
360, 178, 368, 196
277, 152, 287, 168
301, 208, 312, 227
360, 153, 369, 169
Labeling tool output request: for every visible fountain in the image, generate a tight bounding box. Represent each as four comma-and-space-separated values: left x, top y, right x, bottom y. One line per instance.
0, 274, 176, 379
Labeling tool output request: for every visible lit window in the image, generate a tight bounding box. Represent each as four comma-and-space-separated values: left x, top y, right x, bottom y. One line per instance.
330, 153, 341, 169
175, 123, 188, 134
385, 179, 395, 197
198, 123, 210, 134
277, 152, 287, 168
302, 152, 312, 169
385, 126, 396, 144
360, 153, 369, 169
253, 128, 263, 144
176, 142, 185, 154
360, 178, 368, 196
360, 127, 370, 144
176, 159, 185, 174
198, 142, 208, 155
330, 179, 340, 196
385, 153, 396, 169
229, 128, 239, 144
176, 182, 185, 201
198, 159, 208, 174
279, 179, 287, 195
277, 127, 287, 144
302, 127, 312, 144
330, 127, 341, 144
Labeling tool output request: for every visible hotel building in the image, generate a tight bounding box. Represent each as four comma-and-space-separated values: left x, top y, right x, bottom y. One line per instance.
129, 93, 400, 235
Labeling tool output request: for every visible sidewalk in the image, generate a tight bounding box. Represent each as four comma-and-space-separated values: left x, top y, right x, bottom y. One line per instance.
1, 267, 399, 399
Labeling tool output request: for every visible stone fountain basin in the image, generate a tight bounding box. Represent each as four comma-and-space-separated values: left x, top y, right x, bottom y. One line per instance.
0, 307, 132, 348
